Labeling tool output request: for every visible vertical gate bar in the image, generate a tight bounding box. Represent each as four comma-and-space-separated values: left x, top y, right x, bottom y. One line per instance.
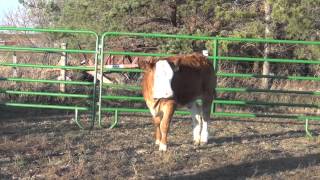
109, 110, 119, 129
98, 36, 105, 128
211, 39, 219, 114
90, 34, 100, 129
213, 39, 219, 72
305, 119, 313, 137
73, 108, 84, 129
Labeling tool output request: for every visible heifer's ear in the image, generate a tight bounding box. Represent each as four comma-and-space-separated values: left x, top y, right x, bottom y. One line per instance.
172, 58, 181, 67
137, 60, 147, 69
138, 58, 155, 70
160, 56, 180, 72
138, 61, 154, 70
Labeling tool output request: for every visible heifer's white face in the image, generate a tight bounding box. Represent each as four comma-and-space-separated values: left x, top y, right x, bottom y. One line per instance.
153, 60, 174, 99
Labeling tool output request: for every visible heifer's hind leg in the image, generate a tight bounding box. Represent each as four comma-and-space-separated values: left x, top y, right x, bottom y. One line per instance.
188, 101, 203, 146
189, 99, 212, 146
200, 97, 213, 145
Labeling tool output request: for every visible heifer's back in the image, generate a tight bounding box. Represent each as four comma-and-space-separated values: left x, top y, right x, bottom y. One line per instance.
167, 53, 215, 105
140, 53, 216, 151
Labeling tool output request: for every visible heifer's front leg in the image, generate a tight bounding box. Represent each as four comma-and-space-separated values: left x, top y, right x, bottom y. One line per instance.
159, 102, 175, 151
153, 116, 161, 145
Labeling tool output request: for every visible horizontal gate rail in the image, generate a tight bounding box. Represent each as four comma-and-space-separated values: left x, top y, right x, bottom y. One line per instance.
217, 72, 320, 81
105, 51, 174, 57
0, 77, 94, 85
0, 45, 95, 54
101, 107, 191, 115
216, 87, 320, 95
214, 99, 320, 108
0, 63, 95, 70
103, 84, 141, 90
3, 102, 89, 111
216, 36, 320, 45
214, 112, 320, 121
218, 56, 320, 64
0, 90, 92, 98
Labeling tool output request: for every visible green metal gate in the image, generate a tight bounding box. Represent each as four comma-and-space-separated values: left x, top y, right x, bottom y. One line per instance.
0, 27, 99, 128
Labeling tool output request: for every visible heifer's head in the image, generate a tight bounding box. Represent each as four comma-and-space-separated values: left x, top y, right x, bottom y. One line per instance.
138, 56, 181, 72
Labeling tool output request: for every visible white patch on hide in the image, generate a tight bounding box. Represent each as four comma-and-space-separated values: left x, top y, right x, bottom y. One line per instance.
153, 60, 174, 99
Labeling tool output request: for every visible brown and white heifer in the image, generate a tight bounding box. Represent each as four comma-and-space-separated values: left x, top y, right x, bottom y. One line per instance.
139, 53, 216, 151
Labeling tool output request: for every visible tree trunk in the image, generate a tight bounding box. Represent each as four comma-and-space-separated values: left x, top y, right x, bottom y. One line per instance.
169, 1, 178, 27
262, 1, 272, 89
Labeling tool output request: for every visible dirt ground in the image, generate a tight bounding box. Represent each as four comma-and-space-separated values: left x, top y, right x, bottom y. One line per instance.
0, 109, 320, 180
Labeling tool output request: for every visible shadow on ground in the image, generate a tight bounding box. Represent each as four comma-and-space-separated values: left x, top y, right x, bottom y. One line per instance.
165, 153, 320, 180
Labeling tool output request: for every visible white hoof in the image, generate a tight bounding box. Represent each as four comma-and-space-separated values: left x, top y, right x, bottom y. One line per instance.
200, 140, 208, 145
159, 143, 167, 151
194, 139, 201, 146
155, 139, 161, 145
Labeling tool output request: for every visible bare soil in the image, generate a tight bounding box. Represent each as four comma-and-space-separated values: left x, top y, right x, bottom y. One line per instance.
0, 109, 320, 180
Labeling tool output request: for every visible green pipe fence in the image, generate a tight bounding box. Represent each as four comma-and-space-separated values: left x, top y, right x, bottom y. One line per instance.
1, 27, 320, 136
0, 26, 99, 129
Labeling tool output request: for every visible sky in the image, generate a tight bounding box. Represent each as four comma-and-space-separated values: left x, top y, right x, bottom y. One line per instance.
0, 0, 20, 23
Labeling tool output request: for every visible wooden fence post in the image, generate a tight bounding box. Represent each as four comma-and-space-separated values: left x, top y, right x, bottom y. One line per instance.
12, 51, 17, 77
60, 43, 67, 92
